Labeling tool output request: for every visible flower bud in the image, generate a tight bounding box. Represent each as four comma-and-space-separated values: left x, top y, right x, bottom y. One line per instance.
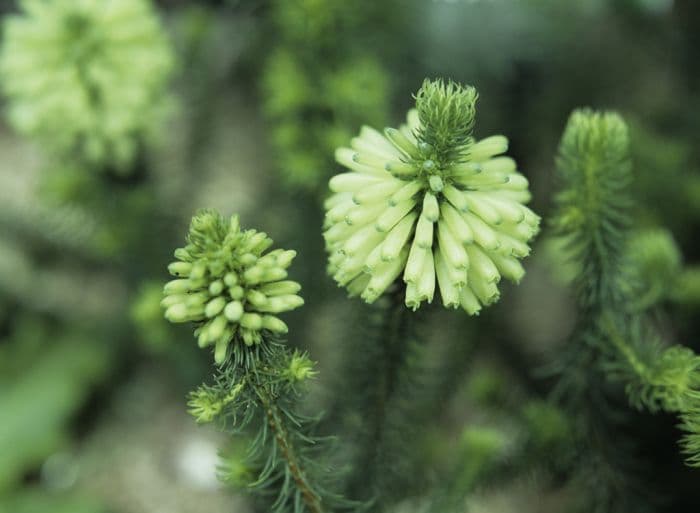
205, 297, 227, 318
262, 315, 288, 334
163, 210, 304, 363
164, 279, 191, 295
165, 303, 190, 323
168, 262, 193, 277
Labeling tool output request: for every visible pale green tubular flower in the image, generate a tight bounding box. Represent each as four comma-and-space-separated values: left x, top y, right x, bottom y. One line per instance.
324, 79, 540, 314
163, 210, 304, 364
0, 0, 175, 172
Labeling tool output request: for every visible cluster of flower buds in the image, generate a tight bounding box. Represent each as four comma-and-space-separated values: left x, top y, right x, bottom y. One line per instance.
163, 210, 304, 364
324, 79, 539, 314
0, 0, 174, 171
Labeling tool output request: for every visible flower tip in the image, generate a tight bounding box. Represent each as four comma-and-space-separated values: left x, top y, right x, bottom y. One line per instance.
168, 261, 192, 277
262, 315, 288, 334
361, 288, 380, 303
428, 175, 444, 193
214, 343, 228, 365
405, 299, 420, 311
196, 329, 210, 348
164, 303, 189, 322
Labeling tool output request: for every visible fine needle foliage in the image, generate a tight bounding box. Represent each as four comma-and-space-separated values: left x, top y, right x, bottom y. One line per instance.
163, 210, 347, 513
550, 108, 700, 511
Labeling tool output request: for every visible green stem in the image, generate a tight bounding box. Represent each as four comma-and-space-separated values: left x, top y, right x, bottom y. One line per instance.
603, 316, 651, 384
342, 283, 412, 503
373, 285, 412, 446
252, 380, 324, 513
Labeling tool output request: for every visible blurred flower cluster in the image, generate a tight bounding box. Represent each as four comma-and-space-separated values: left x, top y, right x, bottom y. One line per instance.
0, 0, 175, 172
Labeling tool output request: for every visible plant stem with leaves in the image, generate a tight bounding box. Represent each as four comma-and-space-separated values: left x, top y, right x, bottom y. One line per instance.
163, 210, 345, 513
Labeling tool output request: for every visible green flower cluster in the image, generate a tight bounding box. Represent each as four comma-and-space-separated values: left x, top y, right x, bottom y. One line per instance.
0, 0, 175, 172
163, 210, 304, 364
324, 80, 539, 314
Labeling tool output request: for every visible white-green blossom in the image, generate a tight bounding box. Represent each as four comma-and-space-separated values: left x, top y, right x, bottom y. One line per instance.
324, 79, 540, 314
163, 210, 304, 364
0, 0, 175, 171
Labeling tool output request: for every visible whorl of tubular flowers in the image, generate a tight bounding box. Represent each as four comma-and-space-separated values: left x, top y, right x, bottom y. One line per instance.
163, 210, 304, 364
324, 79, 540, 314
0, 0, 175, 172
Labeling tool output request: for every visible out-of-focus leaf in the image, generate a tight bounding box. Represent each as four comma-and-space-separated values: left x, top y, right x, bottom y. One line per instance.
0, 332, 110, 492
0, 489, 104, 513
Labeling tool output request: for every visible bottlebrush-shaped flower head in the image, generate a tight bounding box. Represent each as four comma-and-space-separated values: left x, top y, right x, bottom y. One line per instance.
163, 210, 304, 364
0, 0, 175, 172
324, 79, 540, 314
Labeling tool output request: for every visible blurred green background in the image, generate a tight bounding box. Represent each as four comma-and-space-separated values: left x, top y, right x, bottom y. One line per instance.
1, 0, 699, 511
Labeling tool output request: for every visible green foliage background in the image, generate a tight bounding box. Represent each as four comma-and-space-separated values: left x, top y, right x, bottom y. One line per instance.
1, 0, 699, 512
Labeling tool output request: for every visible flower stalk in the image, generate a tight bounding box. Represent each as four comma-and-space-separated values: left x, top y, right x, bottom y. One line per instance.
163, 210, 344, 512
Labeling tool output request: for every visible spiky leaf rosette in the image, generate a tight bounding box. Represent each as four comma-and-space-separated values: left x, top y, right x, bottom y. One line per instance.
0, 0, 175, 172
163, 210, 304, 364
324, 79, 540, 314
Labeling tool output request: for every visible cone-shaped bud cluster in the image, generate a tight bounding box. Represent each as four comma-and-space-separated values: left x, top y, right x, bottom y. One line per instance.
163, 210, 304, 364
324, 79, 539, 314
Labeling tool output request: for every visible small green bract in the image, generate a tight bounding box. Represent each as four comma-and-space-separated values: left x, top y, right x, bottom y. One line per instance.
163, 210, 304, 364
324, 79, 540, 314
0, 0, 175, 172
